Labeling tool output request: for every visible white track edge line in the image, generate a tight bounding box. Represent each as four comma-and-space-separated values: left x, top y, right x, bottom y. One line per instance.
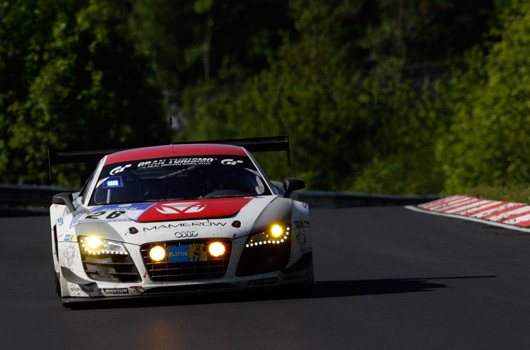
405, 205, 530, 233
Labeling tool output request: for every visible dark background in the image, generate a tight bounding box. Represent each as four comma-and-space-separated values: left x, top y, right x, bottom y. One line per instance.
4, 1, 530, 197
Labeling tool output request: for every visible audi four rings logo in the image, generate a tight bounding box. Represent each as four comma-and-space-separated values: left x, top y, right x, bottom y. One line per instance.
174, 231, 198, 238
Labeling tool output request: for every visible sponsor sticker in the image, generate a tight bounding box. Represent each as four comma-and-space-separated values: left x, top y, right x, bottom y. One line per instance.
69, 284, 100, 297
129, 286, 145, 294
103, 288, 129, 295
142, 221, 226, 232
110, 164, 132, 175
248, 277, 278, 286
221, 159, 244, 166
137, 158, 215, 169
294, 220, 310, 229
168, 244, 207, 263
282, 272, 307, 282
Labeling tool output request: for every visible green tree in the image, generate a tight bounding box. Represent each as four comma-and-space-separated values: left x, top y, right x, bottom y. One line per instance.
177, 0, 472, 193
129, 0, 294, 90
357, 0, 495, 77
177, 1, 363, 188
438, 1, 530, 193
0, 0, 169, 186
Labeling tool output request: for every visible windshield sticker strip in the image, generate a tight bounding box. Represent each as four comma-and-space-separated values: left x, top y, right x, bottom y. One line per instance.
138, 158, 216, 169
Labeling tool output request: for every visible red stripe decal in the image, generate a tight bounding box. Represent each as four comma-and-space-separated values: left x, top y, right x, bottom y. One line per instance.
137, 197, 253, 222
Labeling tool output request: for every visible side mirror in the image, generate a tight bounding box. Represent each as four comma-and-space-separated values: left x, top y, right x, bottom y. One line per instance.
283, 178, 305, 198
52, 192, 76, 213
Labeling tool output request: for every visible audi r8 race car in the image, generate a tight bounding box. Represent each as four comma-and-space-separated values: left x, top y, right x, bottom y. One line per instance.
49, 137, 313, 305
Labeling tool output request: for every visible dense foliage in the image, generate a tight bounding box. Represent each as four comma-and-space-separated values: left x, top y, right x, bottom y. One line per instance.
128, 0, 293, 90
0, 0, 169, 185
3, 0, 530, 196
175, 0, 497, 193
437, 1, 530, 193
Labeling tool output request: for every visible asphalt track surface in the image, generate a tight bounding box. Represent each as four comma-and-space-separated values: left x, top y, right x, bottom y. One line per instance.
3, 207, 530, 349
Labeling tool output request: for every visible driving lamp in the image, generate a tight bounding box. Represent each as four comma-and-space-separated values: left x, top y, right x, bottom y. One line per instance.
149, 246, 166, 261
208, 242, 226, 257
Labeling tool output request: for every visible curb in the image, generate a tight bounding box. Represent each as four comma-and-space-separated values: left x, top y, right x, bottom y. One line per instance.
410, 195, 530, 232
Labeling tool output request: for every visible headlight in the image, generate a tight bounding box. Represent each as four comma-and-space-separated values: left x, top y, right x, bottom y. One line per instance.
245, 224, 290, 248
79, 236, 129, 255
271, 224, 284, 238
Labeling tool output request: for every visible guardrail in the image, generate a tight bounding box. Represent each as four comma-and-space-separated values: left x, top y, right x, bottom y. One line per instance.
294, 191, 444, 208
0, 184, 444, 217
0, 184, 77, 216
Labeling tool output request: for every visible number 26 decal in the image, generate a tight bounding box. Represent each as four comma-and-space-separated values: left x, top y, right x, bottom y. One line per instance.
85, 210, 126, 220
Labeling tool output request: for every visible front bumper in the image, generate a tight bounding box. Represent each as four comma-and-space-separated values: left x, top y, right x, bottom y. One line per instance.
57, 231, 313, 300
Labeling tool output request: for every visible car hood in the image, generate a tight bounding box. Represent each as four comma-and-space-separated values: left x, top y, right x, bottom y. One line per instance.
135, 197, 253, 222
71, 196, 282, 245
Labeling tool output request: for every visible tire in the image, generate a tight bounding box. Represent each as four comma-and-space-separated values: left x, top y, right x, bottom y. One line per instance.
54, 272, 61, 297
54, 270, 68, 298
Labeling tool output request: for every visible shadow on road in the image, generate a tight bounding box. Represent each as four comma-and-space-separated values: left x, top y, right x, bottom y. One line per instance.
64, 275, 495, 310
313, 275, 494, 298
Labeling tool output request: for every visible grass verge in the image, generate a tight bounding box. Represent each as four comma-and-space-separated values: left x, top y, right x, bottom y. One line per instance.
464, 185, 530, 204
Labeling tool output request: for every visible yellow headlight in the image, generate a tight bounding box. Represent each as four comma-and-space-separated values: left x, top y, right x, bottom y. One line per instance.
271, 225, 283, 238
208, 242, 226, 257
149, 246, 166, 261
85, 236, 103, 250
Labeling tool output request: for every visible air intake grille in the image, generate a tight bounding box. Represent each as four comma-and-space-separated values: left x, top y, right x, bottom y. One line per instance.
80, 254, 141, 283
141, 240, 232, 282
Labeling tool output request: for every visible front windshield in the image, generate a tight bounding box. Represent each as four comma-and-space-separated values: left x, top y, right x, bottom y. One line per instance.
89, 155, 272, 205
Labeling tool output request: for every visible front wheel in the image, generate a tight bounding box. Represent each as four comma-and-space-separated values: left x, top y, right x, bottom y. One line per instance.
54, 272, 61, 297
54, 270, 68, 298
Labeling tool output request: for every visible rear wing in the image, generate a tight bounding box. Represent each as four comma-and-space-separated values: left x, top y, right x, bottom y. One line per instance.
190, 135, 290, 164
48, 135, 290, 180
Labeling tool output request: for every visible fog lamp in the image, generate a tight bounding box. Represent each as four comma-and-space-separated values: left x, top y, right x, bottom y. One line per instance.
208, 242, 226, 257
149, 246, 166, 261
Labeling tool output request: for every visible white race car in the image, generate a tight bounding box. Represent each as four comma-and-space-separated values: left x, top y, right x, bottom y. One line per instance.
49, 137, 313, 305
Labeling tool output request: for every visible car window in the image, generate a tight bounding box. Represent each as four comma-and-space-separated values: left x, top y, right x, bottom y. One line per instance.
82, 157, 106, 206
89, 155, 272, 205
